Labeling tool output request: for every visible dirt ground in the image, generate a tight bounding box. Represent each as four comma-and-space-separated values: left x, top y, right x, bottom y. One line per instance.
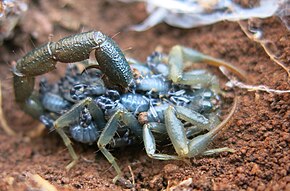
0, 0, 289, 190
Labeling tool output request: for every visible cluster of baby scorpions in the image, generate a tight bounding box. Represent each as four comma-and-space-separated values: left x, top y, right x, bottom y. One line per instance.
13, 31, 246, 183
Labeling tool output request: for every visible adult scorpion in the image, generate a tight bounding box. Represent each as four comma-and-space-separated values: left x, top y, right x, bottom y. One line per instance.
13, 31, 246, 183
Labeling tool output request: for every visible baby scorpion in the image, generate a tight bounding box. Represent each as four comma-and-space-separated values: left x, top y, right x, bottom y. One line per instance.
13, 31, 246, 184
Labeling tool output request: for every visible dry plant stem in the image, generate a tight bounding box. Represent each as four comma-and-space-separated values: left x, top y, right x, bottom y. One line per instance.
128, 165, 135, 188
220, 67, 290, 93
168, 177, 193, 191
228, 80, 290, 93
27, 123, 46, 138
0, 81, 16, 136
31, 174, 58, 191
238, 21, 290, 79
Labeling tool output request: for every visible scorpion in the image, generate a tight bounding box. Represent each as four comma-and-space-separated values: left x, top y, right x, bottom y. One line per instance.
13, 31, 246, 183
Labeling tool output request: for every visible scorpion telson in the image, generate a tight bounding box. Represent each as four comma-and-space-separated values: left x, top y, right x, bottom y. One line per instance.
13, 31, 246, 184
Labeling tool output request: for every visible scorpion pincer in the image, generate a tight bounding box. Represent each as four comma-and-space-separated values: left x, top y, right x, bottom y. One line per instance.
13, 30, 133, 117
13, 31, 247, 184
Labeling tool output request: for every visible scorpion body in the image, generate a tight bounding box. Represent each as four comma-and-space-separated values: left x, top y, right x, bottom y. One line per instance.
120, 93, 149, 113
185, 88, 219, 113
58, 66, 106, 102
96, 96, 117, 111
70, 107, 100, 144
70, 122, 99, 144
138, 102, 169, 124
69, 82, 106, 101
41, 92, 71, 113
135, 76, 170, 95
147, 51, 170, 77
39, 78, 71, 113
13, 31, 246, 184
129, 61, 152, 77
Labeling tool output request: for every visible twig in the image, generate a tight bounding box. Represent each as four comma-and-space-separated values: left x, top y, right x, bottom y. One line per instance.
220, 67, 290, 93
0, 81, 16, 136
238, 21, 290, 79
27, 123, 45, 138
30, 174, 58, 191
168, 177, 192, 191
128, 165, 135, 187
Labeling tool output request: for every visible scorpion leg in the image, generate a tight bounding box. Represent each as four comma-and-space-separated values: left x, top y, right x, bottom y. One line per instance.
184, 110, 221, 138
187, 97, 237, 157
97, 109, 142, 183
143, 122, 179, 160
87, 102, 106, 130
97, 111, 122, 182
164, 106, 189, 157
183, 72, 220, 88
143, 106, 205, 160
148, 97, 237, 160
143, 122, 168, 142
174, 105, 209, 129
168, 45, 247, 85
53, 97, 93, 170
185, 110, 222, 139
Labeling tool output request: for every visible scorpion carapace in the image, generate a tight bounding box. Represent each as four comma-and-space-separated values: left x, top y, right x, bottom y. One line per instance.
13, 31, 246, 184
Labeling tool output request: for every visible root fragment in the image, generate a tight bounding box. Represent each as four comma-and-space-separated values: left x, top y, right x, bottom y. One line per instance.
220, 67, 290, 94
30, 174, 58, 191
238, 21, 290, 80
27, 123, 46, 138
168, 177, 193, 191
0, 81, 16, 136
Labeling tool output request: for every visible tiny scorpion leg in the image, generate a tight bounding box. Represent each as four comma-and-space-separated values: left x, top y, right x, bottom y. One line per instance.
97, 109, 142, 183
168, 45, 247, 86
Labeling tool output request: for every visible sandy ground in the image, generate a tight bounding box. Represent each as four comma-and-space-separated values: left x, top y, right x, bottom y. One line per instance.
0, 0, 289, 190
